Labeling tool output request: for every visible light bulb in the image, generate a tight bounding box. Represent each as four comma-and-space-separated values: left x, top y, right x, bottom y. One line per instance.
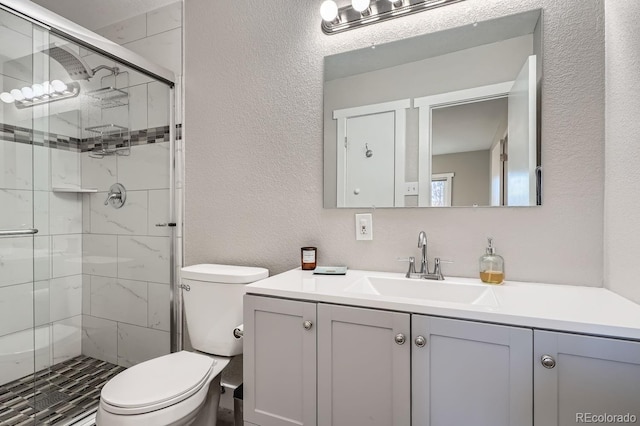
352, 0, 370, 12
388, 0, 403, 6
21, 86, 35, 99
51, 80, 67, 93
320, 0, 339, 22
32, 83, 44, 97
43, 81, 54, 94
10, 88, 25, 101
0, 92, 14, 103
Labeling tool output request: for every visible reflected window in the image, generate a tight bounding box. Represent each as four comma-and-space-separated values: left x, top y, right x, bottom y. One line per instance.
431, 173, 454, 207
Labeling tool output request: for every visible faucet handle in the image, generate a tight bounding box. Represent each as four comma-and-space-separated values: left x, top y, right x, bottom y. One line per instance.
432, 258, 453, 280
397, 257, 416, 278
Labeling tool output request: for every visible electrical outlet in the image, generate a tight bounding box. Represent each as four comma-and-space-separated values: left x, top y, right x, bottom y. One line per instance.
405, 182, 418, 195
355, 213, 373, 241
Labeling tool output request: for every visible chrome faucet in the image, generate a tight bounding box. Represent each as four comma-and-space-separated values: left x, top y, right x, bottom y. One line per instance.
418, 231, 428, 274
404, 231, 445, 280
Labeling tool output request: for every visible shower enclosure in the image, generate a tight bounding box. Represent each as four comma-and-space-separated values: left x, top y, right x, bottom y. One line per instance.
0, 1, 179, 424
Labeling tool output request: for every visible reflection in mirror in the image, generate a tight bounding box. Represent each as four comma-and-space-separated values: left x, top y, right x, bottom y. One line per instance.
432, 98, 507, 207
323, 9, 542, 208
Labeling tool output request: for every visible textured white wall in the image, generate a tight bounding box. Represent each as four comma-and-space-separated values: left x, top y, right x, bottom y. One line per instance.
184, 0, 605, 286
604, 0, 640, 303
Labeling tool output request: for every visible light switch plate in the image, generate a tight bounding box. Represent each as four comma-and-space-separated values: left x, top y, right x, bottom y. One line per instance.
355, 213, 373, 241
405, 182, 418, 195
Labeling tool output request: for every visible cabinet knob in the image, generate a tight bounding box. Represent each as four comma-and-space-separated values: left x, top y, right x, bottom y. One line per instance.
541, 355, 556, 369
303, 320, 313, 330
394, 333, 406, 345
414, 335, 427, 348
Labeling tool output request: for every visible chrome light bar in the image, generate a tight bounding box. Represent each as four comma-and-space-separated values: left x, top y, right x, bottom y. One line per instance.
321, 0, 466, 35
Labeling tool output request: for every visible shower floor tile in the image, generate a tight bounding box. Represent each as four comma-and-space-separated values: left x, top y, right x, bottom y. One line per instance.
0, 355, 125, 425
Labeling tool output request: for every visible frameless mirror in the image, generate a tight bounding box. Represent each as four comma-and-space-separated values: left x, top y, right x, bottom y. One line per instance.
323, 9, 542, 208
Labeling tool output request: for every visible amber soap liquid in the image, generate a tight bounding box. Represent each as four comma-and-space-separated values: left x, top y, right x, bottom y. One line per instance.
480, 270, 504, 285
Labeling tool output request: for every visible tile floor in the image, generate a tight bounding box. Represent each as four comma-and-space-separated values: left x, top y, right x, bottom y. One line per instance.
0, 355, 124, 425
0, 355, 240, 426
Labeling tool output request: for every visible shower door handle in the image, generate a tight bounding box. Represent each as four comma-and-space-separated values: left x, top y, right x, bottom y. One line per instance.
0, 228, 39, 236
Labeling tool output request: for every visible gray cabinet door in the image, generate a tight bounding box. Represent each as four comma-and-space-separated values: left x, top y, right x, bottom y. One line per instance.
412, 315, 533, 426
534, 330, 640, 426
317, 303, 411, 426
243, 295, 317, 426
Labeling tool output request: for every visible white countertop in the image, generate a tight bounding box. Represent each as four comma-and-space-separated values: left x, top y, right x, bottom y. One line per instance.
246, 268, 640, 340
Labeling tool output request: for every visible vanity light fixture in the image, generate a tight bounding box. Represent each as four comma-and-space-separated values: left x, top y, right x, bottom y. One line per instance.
321, 0, 466, 34
0, 80, 80, 109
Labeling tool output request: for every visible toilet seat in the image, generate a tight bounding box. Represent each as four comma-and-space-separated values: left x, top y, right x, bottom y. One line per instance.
101, 351, 218, 415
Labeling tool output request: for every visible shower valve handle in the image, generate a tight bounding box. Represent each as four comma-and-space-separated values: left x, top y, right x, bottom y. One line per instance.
104, 183, 126, 209
104, 192, 120, 205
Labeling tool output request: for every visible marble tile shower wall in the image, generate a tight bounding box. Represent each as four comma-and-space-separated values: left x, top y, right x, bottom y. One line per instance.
79, 1, 183, 368
80, 141, 173, 368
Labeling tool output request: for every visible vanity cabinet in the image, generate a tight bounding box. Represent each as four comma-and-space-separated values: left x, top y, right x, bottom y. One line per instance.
412, 315, 533, 426
244, 296, 410, 426
243, 296, 317, 426
244, 294, 640, 426
533, 330, 640, 426
317, 303, 411, 426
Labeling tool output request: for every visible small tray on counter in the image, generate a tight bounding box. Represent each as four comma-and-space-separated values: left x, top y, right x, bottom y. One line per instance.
313, 266, 348, 275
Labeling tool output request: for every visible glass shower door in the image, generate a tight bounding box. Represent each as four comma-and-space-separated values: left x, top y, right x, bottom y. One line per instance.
0, 5, 39, 423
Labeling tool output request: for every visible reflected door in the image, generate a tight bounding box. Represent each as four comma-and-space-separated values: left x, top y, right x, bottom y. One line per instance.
343, 112, 395, 207
507, 55, 537, 206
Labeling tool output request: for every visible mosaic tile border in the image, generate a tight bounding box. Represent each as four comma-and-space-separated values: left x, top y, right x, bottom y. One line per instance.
0, 123, 182, 153
0, 124, 83, 152
0, 355, 125, 426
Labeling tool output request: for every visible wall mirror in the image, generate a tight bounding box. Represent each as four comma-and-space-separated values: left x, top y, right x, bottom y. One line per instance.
323, 9, 542, 208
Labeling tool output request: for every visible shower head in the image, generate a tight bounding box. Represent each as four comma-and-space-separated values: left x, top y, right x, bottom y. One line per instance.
42, 44, 120, 81
42, 43, 95, 80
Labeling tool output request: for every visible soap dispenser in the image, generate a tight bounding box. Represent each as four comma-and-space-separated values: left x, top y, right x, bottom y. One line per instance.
479, 237, 504, 285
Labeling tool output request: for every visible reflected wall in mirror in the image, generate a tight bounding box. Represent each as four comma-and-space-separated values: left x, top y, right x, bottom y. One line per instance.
323, 9, 542, 208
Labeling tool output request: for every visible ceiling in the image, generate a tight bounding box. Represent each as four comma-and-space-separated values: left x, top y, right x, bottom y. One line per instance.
432, 97, 508, 156
324, 8, 540, 81
30, 0, 180, 30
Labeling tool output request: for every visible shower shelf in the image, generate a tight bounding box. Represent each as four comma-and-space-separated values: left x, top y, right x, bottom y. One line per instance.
85, 123, 128, 135
86, 87, 128, 109
52, 187, 98, 193
85, 123, 130, 158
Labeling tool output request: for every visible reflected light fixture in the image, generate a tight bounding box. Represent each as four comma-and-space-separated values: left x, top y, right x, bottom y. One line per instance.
0, 80, 80, 109
321, 0, 465, 34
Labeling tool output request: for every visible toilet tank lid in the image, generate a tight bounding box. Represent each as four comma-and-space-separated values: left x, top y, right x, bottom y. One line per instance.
181, 264, 268, 284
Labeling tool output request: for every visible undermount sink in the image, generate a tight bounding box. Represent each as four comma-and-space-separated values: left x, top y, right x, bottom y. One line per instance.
344, 276, 498, 307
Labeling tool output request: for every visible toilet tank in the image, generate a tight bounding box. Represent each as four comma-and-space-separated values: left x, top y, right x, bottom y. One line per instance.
181, 264, 268, 356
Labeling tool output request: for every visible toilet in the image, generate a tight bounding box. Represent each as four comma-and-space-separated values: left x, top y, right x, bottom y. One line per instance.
96, 264, 268, 426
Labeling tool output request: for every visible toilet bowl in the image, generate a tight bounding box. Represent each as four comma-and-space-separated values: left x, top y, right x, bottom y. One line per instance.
96, 264, 268, 426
